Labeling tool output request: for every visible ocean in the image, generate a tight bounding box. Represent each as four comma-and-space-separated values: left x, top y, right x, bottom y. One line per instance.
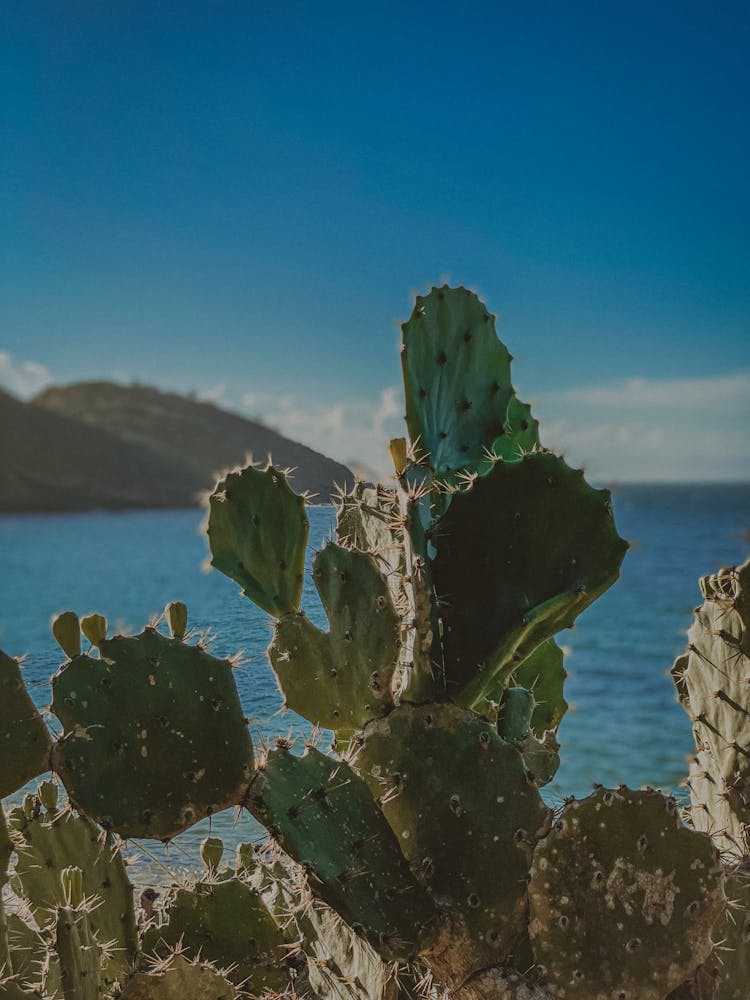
1, 483, 748, 885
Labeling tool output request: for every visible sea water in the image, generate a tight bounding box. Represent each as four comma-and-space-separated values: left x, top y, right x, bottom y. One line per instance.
1, 484, 748, 887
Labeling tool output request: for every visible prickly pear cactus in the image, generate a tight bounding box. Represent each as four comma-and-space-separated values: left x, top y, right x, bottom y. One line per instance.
0, 649, 52, 798
528, 786, 725, 999
117, 954, 238, 1000
270, 543, 400, 733
49, 618, 254, 840
207, 461, 309, 616
672, 557, 750, 859
248, 745, 438, 960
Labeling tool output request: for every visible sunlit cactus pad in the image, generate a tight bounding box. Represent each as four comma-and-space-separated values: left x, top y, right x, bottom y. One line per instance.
50, 625, 254, 840
270, 543, 400, 732
528, 786, 725, 999
207, 461, 309, 617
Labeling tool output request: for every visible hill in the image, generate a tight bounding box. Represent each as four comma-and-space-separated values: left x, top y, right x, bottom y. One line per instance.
0, 383, 352, 512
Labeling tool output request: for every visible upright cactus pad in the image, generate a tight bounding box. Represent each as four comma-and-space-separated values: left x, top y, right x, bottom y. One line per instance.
0, 649, 52, 798
9, 786, 137, 983
50, 624, 254, 840
269, 544, 400, 732
207, 462, 309, 617
430, 451, 627, 709
142, 876, 294, 993
497, 687, 560, 787
356, 702, 552, 981
401, 286, 536, 479
528, 786, 725, 999
248, 746, 437, 960
671, 558, 750, 859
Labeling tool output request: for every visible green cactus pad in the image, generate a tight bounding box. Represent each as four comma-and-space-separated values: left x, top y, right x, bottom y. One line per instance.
207, 462, 309, 617
142, 876, 293, 993
49, 626, 254, 840
51, 611, 81, 659
401, 286, 538, 480
497, 687, 560, 787
528, 786, 725, 1000
9, 787, 137, 982
248, 746, 437, 960
54, 901, 101, 1000
254, 846, 400, 1000
0, 650, 53, 799
356, 702, 552, 979
118, 954, 238, 1000
429, 451, 627, 709
269, 544, 400, 732
511, 638, 568, 738
671, 557, 750, 859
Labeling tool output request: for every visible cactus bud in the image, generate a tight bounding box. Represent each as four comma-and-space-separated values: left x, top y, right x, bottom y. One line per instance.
51, 611, 81, 658
200, 836, 224, 870
61, 866, 84, 907
80, 612, 107, 646
38, 779, 59, 812
236, 841, 254, 872
165, 601, 188, 640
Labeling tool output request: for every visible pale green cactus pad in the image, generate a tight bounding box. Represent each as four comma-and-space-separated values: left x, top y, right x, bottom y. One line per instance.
207, 462, 309, 617
269, 543, 400, 732
528, 786, 725, 1000
671, 557, 750, 859
118, 954, 238, 1000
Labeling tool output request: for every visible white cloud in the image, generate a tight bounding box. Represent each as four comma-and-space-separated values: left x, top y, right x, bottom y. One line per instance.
536, 371, 750, 482
558, 371, 750, 408
240, 386, 403, 480
0, 351, 53, 399
196, 383, 227, 404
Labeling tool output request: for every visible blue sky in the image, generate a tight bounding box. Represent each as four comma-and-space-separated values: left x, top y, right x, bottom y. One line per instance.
2, 2, 748, 480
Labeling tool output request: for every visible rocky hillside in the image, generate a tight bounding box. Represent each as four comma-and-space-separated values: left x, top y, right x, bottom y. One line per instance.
1, 383, 352, 512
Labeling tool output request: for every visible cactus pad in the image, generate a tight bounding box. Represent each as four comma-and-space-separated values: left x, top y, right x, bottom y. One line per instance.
497, 687, 560, 787
511, 638, 568, 738
142, 876, 293, 993
207, 462, 308, 617
0, 650, 52, 798
118, 954, 238, 1000
50, 625, 254, 840
430, 451, 627, 708
9, 787, 137, 981
269, 544, 400, 732
400, 286, 537, 479
248, 746, 437, 960
671, 558, 750, 858
356, 702, 552, 978
528, 786, 725, 999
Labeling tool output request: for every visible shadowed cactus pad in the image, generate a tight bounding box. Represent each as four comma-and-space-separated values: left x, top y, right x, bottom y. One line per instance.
0, 650, 53, 798
511, 638, 568, 739
528, 786, 725, 1000
207, 462, 309, 617
269, 543, 400, 732
248, 745, 438, 960
50, 624, 254, 840
117, 954, 238, 999
430, 451, 627, 709
356, 702, 552, 981
142, 876, 295, 993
